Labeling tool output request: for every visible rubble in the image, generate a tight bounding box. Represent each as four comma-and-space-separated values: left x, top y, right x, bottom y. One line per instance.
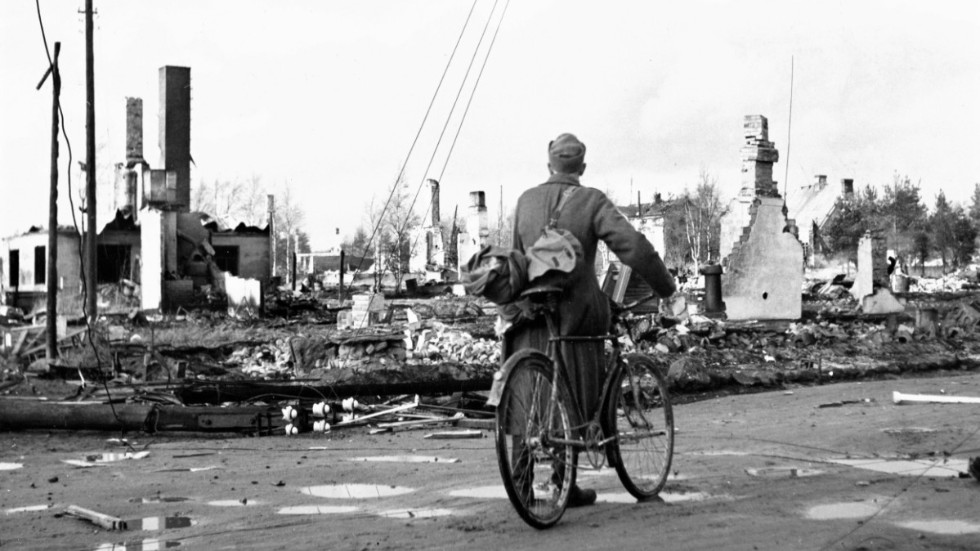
4, 267, 980, 436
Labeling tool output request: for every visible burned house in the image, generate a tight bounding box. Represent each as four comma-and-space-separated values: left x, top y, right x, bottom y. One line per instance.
718, 114, 804, 320
785, 175, 855, 266
0, 66, 271, 316
1, 227, 84, 315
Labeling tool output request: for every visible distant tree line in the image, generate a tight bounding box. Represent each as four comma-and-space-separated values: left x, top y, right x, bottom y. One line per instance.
821, 175, 979, 275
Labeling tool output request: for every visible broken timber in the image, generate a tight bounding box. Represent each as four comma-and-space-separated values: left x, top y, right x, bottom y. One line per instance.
176, 378, 493, 405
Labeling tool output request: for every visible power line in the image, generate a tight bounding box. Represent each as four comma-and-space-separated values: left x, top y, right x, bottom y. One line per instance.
398, 0, 501, 240
435, 0, 510, 185
407, 0, 511, 262
343, 0, 479, 303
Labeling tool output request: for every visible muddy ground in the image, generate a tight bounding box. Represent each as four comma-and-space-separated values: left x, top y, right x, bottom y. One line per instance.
3, 371, 980, 551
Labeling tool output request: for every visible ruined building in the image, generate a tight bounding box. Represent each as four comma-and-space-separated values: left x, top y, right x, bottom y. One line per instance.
785, 175, 855, 266
718, 115, 804, 320
0, 66, 271, 315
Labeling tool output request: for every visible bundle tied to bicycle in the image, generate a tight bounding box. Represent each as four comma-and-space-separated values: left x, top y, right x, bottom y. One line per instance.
462, 188, 585, 328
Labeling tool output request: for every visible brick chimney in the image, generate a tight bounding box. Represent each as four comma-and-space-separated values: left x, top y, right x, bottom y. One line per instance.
428, 179, 440, 226
740, 115, 780, 198
159, 66, 191, 211
126, 97, 143, 165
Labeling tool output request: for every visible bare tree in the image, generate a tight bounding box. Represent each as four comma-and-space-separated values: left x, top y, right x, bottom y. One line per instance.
273, 183, 308, 282
682, 170, 727, 275
191, 174, 268, 228
367, 176, 420, 293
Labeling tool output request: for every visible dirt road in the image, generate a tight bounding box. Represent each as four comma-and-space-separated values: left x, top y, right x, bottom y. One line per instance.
3, 372, 980, 550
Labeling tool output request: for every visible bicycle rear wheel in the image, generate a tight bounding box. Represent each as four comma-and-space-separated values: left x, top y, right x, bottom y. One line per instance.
495, 353, 575, 529
604, 353, 674, 500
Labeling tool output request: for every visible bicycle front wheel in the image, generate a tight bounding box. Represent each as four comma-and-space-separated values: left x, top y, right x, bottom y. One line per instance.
604, 353, 674, 500
495, 353, 575, 529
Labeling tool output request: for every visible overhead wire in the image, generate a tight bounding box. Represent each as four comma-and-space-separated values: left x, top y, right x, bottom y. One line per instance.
395, 0, 501, 246
342, 0, 479, 300
408, 0, 511, 260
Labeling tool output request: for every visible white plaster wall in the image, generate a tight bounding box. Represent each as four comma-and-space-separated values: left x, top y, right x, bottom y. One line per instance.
722, 197, 803, 320
141, 210, 163, 311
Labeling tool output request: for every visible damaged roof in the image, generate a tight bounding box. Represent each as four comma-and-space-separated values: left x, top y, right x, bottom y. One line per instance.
786, 183, 846, 245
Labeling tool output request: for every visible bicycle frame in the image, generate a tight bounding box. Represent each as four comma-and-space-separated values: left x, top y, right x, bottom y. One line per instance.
489, 294, 646, 457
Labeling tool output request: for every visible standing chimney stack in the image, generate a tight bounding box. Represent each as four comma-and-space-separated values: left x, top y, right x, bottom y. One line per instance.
125, 97, 143, 165
428, 179, 440, 227
159, 66, 191, 210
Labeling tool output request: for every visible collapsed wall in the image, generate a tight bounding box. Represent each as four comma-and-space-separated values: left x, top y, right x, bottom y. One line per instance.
720, 115, 804, 321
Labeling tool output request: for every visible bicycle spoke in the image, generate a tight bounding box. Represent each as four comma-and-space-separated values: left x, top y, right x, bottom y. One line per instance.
495, 354, 574, 529
605, 354, 674, 500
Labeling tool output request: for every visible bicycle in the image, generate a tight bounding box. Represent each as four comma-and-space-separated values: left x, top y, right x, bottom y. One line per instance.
487, 285, 675, 529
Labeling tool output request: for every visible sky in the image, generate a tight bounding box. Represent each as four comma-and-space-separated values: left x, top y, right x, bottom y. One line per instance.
2, 0, 978, 250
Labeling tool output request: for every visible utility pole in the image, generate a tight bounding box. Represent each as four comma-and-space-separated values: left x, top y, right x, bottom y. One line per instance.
267, 194, 276, 280
291, 231, 298, 292
38, 42, 61, 360
498, 185, 503, 245
84, 0, 98, 320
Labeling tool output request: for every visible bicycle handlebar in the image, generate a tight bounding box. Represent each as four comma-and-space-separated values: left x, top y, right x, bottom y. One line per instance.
609, 293, 659, 317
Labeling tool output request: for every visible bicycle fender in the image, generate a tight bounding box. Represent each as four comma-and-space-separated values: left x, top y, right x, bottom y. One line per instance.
485, 349, 552, 407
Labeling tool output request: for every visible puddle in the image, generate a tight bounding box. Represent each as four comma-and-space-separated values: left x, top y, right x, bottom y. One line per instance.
5, 504, 51, 514
882, 427, 937, 435
93, 539, 181, 550
746, 467, 826, 478
0, 462, 23, 471
685, 450, 751, 457
349, 456, 460, 464
87, 451, 151, 463
578, 469, 687, 481
829, 458, 967, 478
577, 468, 618, 477
206, 499, 261, 507
129, 497, 192, 504
806, 501, 882, 520
600, 491, 720, 504
895, 519, 980, 535
300, 484, 415, 499
278, 505, 360, 515
376, 508, 454, 519
153, 466, 220, 473
134, 516, 196, 531
448, 486, 507, 499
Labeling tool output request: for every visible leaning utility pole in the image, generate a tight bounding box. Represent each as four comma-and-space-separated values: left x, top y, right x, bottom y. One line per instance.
84, 0, 98, 320
38, 42, 61, 360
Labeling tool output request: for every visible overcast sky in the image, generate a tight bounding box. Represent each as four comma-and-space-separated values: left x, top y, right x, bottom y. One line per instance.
2, 1, 978, 249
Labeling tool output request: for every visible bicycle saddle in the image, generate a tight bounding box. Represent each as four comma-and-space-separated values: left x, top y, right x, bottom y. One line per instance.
520, 285, 562, 301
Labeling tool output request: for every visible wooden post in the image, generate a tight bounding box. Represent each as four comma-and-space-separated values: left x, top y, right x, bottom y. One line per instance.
43, 43, 62, 360
339, 249, 346, 298
267, 194, 276, 279
84, 0, 98, 320
291, 232, 298, 291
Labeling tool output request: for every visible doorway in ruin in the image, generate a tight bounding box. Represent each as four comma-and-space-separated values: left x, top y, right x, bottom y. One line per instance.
212, 245, 239, 276
97, 244, 132, 283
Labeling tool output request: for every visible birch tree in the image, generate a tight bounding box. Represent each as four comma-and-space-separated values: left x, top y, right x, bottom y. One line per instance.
682, 170, 727, 275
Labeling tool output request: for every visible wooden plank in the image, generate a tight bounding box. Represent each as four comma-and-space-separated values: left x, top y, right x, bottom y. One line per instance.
11, 328, 32, 357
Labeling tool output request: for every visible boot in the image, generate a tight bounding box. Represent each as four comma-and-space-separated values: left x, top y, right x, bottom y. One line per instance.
567, 485, 597, 508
